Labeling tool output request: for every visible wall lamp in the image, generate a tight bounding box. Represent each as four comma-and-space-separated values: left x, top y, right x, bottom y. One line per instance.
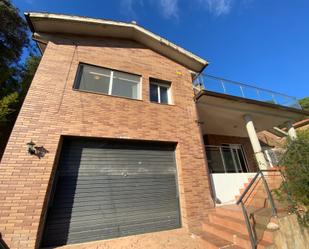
26, 140, 36, 155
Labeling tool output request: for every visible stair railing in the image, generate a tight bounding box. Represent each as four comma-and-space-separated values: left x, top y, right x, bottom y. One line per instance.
236, 169, 283, 249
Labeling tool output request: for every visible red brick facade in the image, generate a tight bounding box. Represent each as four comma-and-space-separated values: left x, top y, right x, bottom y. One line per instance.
0, 35, 213, 249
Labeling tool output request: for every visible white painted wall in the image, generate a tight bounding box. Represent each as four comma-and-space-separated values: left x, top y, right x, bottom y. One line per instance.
210, 173, 257, 205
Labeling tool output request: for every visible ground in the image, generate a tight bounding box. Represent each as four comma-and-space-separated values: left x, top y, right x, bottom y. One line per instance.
53, 229, 206, 249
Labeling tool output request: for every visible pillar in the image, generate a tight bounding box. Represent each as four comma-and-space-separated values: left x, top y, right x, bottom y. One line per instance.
244, 114, 268, 170
286, 121, 297, 140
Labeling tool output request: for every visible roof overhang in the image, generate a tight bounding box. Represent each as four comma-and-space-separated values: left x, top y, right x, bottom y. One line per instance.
24, 12, 208, 73
196, 90, 309, 137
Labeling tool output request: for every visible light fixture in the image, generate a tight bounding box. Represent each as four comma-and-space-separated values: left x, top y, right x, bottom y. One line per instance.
27, 140, 36, 155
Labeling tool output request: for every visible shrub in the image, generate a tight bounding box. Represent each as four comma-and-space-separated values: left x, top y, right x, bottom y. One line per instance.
276, 130, 309, 227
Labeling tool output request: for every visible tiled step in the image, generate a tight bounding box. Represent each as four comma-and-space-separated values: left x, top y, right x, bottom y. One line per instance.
200, 231, 241, 249
208, 212, 248, 233
235, 189, 268, 200
210, 205, 274, 243
203, 221, 274, 249
240, 182, 281, 196
215, 205, 245, 220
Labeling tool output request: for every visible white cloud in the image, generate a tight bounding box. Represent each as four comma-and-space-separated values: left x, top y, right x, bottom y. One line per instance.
120, 0, 144, 18
120, 0, 250, 20
120, 0, 178, 19
159, 0, 179, 19
198, 0, 233, 16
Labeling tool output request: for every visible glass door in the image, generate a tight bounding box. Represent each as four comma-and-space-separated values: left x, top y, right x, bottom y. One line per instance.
222, 144, 249, 173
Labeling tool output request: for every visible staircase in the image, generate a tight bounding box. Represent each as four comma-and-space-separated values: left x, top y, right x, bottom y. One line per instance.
200, 170, 284, 249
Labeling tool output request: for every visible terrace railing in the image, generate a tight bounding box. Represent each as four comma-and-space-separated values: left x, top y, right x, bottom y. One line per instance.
194, 74, 302, 110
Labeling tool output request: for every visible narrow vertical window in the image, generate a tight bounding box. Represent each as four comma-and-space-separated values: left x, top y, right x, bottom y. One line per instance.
149, 79, 171, 104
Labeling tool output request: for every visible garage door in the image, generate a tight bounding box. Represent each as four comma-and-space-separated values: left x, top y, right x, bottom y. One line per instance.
41, 138, 180, 247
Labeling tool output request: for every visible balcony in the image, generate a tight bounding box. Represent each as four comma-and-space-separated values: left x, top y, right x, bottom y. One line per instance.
194, 74, 302, 110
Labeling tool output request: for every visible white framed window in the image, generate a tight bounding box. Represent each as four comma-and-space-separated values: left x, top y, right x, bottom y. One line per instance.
149, 79, 171, 104
74, 63, 141, 100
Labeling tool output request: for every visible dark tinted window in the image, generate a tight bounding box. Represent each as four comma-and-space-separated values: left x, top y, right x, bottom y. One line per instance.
75, 64, 140, 99
78, 64, 110, 94
149, 79, 171, 104
150, 83, 159, 102
160, 86, 168, 104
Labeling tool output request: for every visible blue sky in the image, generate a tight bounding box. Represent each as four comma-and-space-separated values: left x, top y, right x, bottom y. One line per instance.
13, 0, 309, 99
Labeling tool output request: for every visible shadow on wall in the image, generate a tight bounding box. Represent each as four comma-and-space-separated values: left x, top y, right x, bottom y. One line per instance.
0, 120, 16, 162
0, 233, 10, 249
40, 139, 81, 247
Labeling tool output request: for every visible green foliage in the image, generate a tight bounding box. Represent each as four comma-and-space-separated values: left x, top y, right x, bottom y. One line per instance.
299, 97, 309, 111
0, 92, 18, 121
0, 0, 41, 159
0, 0, 30, 121
277, 130, 309, 227
0, 0, 40, 122
19, 56, 41, 100
0, 55, 40, 122
0, 0, 29, 84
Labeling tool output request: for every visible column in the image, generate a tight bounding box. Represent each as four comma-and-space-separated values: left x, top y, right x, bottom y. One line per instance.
286, 121, 297, 140
244, 114, 268, 170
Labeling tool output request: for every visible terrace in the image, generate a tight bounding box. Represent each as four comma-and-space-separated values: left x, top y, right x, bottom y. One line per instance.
193, 74, 302, 110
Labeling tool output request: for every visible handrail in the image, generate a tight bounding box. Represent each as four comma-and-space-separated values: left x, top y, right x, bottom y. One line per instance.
236, 169, 282, 249
236, 169, 279, 206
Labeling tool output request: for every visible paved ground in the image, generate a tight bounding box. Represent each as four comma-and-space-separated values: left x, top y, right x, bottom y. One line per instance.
55, 229, 206, 249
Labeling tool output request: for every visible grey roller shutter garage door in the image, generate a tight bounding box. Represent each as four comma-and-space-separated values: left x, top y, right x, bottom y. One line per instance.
41, 138, 180, 247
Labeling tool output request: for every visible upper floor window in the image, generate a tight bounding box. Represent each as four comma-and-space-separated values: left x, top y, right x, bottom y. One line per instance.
149, 79, 171, 104
74, 63, 141, 100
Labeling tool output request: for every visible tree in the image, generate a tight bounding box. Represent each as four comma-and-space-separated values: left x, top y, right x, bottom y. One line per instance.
299, 97, 309, 111
0, 0, 41, 159
0, 0, 30, 121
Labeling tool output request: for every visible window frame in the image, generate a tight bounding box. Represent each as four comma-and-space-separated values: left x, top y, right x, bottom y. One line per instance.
149, 79, 172, 105
221, 143, 249, 173
73, 63, 142, 100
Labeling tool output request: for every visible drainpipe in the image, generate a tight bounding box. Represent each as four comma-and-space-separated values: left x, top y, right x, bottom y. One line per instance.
243, 114, 268, 170
286, 121, 297, 141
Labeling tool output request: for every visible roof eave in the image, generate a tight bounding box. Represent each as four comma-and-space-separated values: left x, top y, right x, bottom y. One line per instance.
24, 12, 208, 72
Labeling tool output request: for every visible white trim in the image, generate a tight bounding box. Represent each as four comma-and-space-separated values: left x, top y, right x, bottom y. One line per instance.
79, 64, 141, 100
138, 76, 142, 100
25, 12, 208, 72
150, 81, 171, 104
108, 71, 113, 95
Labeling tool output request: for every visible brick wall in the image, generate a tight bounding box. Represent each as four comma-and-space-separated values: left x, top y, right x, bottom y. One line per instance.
204, 134, 258, 172
0, 35, 213, 249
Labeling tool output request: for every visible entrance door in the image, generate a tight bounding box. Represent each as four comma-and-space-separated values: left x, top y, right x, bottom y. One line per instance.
222, 144, 249, 173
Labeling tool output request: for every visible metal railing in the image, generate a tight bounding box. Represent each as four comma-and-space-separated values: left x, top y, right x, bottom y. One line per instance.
194, 74, 302, 109
236, 169, 286, 249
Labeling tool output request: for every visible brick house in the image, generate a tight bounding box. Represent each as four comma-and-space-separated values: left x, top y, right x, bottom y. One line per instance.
0, 13, 308, 249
